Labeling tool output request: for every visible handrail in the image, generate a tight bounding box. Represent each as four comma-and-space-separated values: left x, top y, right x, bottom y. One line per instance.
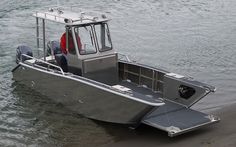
35, 11, 99, 24
35, 11, 69, 22
21, 54, 65, 75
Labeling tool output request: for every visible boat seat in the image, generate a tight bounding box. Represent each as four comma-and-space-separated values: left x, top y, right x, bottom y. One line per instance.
55, 54, 68, 72
47, 40, 61, 55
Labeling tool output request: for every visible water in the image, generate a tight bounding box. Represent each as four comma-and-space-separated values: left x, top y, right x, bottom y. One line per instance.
0, 0, 236, 146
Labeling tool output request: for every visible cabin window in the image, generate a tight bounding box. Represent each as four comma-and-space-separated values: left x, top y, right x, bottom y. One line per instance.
74, 26, 97, 55
94, 23, 112, 52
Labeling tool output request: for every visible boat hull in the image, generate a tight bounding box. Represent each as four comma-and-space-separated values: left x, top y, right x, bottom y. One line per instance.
12, 63, 155, 125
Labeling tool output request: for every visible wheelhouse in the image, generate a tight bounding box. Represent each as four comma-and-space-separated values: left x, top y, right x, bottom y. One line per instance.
34, 8, 118, 85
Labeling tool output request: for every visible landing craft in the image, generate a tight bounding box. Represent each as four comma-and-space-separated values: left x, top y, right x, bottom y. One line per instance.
12, 7, 219, 137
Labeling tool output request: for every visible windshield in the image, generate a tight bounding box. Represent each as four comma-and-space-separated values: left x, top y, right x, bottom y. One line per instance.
74, 26, 97, 55
94, 23, 112, 52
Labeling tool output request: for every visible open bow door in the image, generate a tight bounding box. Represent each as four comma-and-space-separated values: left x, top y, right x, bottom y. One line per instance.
142, 73, 220, 137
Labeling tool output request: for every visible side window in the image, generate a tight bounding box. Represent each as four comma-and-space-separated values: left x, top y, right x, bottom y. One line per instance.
94, 23, 112, 52
74, 26, 97, 55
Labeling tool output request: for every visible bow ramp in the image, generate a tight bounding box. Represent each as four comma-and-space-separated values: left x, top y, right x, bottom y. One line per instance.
142, 100, 219, 137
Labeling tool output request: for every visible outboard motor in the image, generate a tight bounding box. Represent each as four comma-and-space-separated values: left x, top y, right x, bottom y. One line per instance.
47, 41, 61, 55
16, 45, 33, 64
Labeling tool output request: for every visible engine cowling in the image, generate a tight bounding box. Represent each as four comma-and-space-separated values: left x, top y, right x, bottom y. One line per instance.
16, 45, 33, 64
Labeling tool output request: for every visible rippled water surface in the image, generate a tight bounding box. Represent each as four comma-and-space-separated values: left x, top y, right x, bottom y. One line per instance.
0, 0, 236, 146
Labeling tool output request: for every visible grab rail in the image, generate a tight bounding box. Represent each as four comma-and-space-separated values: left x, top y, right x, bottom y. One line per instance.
35, 11, 69, 23
21, 54, 65, 75
35, 10, 100, 24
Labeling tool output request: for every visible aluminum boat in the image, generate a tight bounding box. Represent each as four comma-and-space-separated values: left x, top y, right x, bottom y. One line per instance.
12, 7, 220, 137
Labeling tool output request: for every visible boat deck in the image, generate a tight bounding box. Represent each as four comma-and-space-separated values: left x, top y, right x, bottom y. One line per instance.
118, 80, 163, 102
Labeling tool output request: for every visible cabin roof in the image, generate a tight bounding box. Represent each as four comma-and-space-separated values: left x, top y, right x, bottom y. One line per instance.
33, 8, 110, 26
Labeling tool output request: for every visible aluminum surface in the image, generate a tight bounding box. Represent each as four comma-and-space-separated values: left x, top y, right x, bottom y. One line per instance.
12, 63, 163, 124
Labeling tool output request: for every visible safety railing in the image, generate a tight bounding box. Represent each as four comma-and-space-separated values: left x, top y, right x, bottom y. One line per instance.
35, 9, 103, 24
35, 11, 69, 23
21, 54, 65, 75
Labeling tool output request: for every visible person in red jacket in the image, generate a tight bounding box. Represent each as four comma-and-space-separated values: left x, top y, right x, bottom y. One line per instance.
60, 30, 82, 55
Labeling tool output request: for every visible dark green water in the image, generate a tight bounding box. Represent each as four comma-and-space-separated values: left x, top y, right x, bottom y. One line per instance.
0, 0, 236, 146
